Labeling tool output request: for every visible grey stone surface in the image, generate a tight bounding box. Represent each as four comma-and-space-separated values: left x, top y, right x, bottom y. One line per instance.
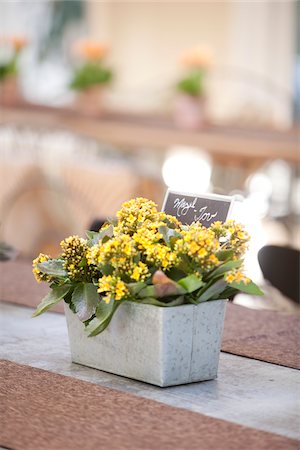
1, 301, 299, 439
65, 300, 226, 387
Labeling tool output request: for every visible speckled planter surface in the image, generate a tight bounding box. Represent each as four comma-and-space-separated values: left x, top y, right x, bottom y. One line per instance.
65, 300, 227, 387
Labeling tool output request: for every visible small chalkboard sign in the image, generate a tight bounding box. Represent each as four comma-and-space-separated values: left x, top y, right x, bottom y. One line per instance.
162, 189, 234, 227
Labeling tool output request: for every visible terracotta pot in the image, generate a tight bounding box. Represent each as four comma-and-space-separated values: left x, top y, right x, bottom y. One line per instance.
173, 94, 206, 130
74, 85, 104, 116
0, 76, 21, 105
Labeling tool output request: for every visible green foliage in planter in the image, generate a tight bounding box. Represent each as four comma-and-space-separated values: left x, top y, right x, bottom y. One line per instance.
176, 69, 205, 97
0, 56, 17, 81
32, 197, 263, 336
70, 62, 113, 90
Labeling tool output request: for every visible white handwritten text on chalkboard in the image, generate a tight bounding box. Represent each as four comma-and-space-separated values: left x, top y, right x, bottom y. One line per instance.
173, 197, 218, 223
162, 191, 233, 227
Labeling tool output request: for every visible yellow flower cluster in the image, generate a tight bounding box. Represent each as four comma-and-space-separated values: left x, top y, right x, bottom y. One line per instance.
85, 199, 252, 300
133, 220, 179, 270
225, 270, 251, 285
209, 221, 228, 238
157, 212, 182, 230
218, 220, 250, 259
133, 220, 163, 247
131, 261, 149, 282
32, 198, 255, 308
32, 253, 51, 282
31, 196, 261, 332
98, 275, 129, 303
175, 223, 220, 272
145, 243, 179, 270
60, 235, 96, 280
115, 197, 158, 235
87, 233, 147, 280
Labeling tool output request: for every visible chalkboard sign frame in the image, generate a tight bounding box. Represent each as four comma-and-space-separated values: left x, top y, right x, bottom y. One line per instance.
161, 189, 234, 227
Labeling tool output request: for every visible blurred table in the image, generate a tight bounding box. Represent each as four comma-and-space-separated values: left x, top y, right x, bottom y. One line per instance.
1, 103, 299, 168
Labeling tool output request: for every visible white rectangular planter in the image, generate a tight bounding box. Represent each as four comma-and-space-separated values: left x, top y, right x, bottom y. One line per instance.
65, 299, 227, 387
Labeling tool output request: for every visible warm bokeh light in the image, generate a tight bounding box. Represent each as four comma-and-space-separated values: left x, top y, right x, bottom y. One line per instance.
162, 146, 212, 193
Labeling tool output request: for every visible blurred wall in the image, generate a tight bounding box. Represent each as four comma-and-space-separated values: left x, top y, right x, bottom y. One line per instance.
87, 2, 295, 127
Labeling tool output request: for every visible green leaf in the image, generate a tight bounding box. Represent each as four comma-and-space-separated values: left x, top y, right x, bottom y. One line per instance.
178, 274, 204, 293
158, 225, 169, 243
166, 267, 187, 282
32, 284, 71, 317
78, 257, 87, 268
230, 280, 264, 296
158, 226, 181, 246
86, 225, 114, 246
101, 264, 113, 276
177, 255, 193, 274
205, 260, 243, 282
216, 286, 238, 299
98, 224, 114, 239
36, 259, 67, 277
72, 283, 99, 322
138, 285, 156, 298
86, 230, 98, 239
86, 231, 101, 246
127, 282, 147, 296
85, 299, 120, 337
138, 296, 185, 307
197, 279, 227, 302
216, 249, 234, 261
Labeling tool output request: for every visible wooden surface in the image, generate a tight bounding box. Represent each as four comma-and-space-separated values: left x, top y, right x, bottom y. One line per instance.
1, 103, 299, 165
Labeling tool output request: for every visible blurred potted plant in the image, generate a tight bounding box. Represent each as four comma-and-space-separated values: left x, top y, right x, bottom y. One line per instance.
32, 197, 262, 387
0, 36, 27, 104
0, 241, 18, 261
70, 39, 113, 115
174, 45, 213, 129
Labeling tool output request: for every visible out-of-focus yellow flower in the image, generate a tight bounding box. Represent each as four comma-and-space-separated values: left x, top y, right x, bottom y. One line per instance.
223, 220, 250, 259
225, 270, 251, 285
181, 45, 213, 68
73, 39, 109, 61
32, 253, 51, 282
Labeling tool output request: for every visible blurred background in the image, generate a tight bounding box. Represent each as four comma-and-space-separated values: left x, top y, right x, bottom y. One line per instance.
0, 1, 299, 310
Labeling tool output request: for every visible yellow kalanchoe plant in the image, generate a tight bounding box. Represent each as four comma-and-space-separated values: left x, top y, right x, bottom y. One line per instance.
32, 197, 263, 336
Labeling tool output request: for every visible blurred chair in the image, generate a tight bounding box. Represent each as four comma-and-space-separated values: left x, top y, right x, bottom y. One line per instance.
89, 218, 107, 232
258, 245, 300, 304
0, 125, 162, 258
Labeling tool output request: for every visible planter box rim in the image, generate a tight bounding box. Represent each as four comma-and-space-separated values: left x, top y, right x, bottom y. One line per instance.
125, 298, 227, 310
